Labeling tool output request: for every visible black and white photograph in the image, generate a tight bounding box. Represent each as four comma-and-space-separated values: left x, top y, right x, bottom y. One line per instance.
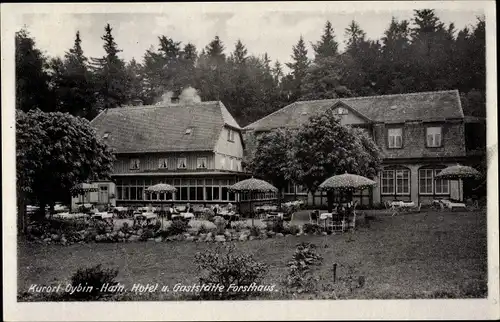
2, 1, 498, 321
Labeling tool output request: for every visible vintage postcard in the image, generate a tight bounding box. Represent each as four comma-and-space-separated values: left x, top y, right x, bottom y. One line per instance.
2, 1, 498, 321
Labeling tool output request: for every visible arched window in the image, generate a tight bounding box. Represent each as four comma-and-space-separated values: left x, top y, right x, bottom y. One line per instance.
380, 165, 411, 197
418, 165, 449, 195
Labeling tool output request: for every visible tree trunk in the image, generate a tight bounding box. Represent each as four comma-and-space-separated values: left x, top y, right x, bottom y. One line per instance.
310, 190, 316, 207
327, 190, 334, 213
36, 199, 47, 221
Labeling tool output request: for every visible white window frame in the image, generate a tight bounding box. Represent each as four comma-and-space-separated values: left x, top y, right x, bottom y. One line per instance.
220, 157, 226, 169
158, 158, 168, 169
230, 158, 234, 170
388, 128, 403, 149
395, 169, 410, 195
197, 157, 208, 169
382, 168, 410, 195
130, 158, 140, 170
426, 127, 442, 147
227, 129, 235, 142
177, 157, 187, 169
419, 169, 435, 195
434, 169, 450, 195
381, 170, 395, 195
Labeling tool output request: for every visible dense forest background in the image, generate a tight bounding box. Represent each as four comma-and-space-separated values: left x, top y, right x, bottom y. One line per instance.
16, 9, 485, 127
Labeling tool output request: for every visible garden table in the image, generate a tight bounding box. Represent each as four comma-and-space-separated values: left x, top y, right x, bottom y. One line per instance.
172, 212, 195, 220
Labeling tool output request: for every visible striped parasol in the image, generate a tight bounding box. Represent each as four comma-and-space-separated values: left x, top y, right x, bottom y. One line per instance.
229, 177, 278, 227
145, 183, 177, 193
435, 165, 481, 202
319, 173, 376, 191
229, 177, 278, 193
434, 165, 481, 180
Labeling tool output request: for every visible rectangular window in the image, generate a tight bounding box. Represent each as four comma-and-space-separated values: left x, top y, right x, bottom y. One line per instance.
130, 187, 137, 200
387, 128, 403, 149
213, 186, 220, 200
197, 157, 207, 169
137, 187, 144, 200
227, 129, 235, 142
434, 169, 449, 194
130, 158, 140, 170
395, 170, 410, 195
180, 187, 188, 200
205, 187, 213, 201
158, 158, 168, 169
196, 187, 204, 200
419, 169, 434, 194
221, 187, 228, 201
177, 157, 187, 169
381, 170, 395, 194
220, 157, 226, 169
230, 158, 234, 170
189, 187, 196, 201
426, 127, 442, 147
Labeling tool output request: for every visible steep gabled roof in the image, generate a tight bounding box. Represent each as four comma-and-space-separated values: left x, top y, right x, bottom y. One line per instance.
244, 90, 464, 131
90, 101, 241, 154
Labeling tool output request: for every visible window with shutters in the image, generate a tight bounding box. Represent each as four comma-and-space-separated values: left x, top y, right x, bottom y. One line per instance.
177, 157, 187, 169
426, 126, 442, 147
158, 158, 168, 169
197, 157, 207, 169
387, 128, 403, 149
130, 158, 140, 170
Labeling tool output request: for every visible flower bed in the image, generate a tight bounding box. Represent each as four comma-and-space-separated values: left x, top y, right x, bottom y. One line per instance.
24, 216, 349, 246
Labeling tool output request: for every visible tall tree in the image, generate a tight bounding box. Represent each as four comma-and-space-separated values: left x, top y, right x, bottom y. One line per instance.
50, 31, 97, 119
231, 39, 248, 65
288, 108, 381, 207
312, 20, 339, 60
90, 24, 128, 110
15, 28, 54, 112
285, 36, 310, 100
247, 129, 296, 207
16, 109, 115, 223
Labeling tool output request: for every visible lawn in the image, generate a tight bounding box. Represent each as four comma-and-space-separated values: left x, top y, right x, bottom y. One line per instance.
17, 210, 487, 300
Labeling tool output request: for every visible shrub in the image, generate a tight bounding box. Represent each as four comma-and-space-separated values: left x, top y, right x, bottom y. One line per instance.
283, 223, 300, 235
68, 264, 119, 300
167, 219, 188, 236
139, 229, 156, 241
213, 216, 226, 235
198, 223, 209, 235
266, 218, 285, 233
120, 222, 130, 233
302, 223, 322, 234
231, 221, 246, 232
249, 225, 261, 237
194, 243, 268, 300
286, 242, 323, 293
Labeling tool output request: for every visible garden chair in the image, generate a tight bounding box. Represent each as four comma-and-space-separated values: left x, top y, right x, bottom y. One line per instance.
309, 210, 319, 224
327, 212, 346, 233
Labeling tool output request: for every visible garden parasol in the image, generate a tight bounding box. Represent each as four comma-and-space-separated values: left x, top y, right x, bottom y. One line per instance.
435, 165, 481, 202
229, 177, 278, 226
319, 172, 376, 212
145, 183, 177, 228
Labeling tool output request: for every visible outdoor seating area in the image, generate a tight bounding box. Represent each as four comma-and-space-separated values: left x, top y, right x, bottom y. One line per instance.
385, 200, 422, 216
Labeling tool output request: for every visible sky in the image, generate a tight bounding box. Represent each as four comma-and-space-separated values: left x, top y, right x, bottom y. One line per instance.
14, 2, 485, 70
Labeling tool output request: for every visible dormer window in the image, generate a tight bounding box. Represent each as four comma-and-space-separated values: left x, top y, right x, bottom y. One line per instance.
177, 157, 187, 169
130, 158, 140, 170
426, 126, 442, 147
158, 158, 168, 169
335, 107, 348, 115
227, 129, 235, 142
103, 132, 110, 139
185, 128, 192, 135
197, 157, 207, 169
387, 128, 403, 149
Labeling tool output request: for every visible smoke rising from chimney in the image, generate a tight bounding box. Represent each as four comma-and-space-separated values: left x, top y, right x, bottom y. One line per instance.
179, 86, 202, 104
156, 87, 202, 106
